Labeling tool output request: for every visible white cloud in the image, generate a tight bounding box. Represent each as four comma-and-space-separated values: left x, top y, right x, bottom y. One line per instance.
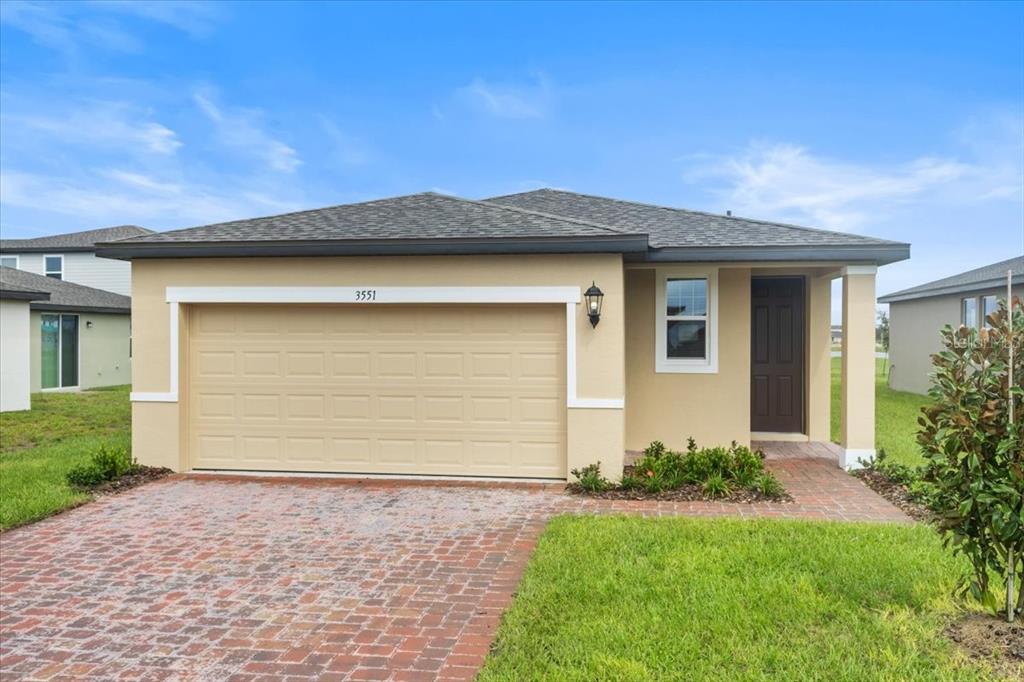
4, 102, 182, 155
316, 116, 369, 167
194, 88, 302, 173
0, 168, 302, 229
0, 0, 219, 55
454, 74, 552, 119
684, 134, 1021, 232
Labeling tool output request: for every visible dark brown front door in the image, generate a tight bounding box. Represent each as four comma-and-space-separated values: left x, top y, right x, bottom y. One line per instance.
751, 277, 805, 433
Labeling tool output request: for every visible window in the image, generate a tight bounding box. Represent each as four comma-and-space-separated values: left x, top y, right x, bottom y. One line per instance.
44, 255, 63, 280
0, 255, 17, 269
44, 255, 63, 279
961, 297, 978, 329
41, 314, 78, 389
981, 295, 998, 329
655, 268, 718, 373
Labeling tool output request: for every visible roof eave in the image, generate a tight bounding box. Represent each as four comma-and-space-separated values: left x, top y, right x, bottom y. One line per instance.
642, 242, 910, 265
95, 235, 650, 260
0, 246, 99, 254
30, 303, 130, 314
0, 290, 50, 302
879, 274, 1024, 304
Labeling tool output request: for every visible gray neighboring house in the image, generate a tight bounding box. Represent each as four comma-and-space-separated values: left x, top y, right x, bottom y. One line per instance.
0, 267, 132, 407
0, 225, 151, 297
879, 255, 1023, 395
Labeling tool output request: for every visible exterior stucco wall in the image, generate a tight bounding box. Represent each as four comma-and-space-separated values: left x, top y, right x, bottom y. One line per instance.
0, 300, 33, 412
130, 255, 626, 477
624, 267, 752, 451
625, 266, 833, 452
887, 284, 1022, 395
29, 311, 132, 392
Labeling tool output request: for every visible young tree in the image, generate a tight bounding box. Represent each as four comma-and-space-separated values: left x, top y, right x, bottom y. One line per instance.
918, 295, 1023, 622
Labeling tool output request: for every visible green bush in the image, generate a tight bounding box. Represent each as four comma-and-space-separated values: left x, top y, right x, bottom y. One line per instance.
578, 439, 786, 499
570, 462, 612, 493
754, 472, 784, 498
66, 445, 137, 489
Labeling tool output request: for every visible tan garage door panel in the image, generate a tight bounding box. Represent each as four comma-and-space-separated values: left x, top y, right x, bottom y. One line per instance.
187, 304, 566, 478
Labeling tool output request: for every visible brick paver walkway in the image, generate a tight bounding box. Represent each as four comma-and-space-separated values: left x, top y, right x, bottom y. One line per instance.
1, 458, 906, 681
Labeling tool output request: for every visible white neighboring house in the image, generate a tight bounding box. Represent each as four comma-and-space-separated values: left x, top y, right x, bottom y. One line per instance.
0, 225, 152, 297
0, 279, 49, 412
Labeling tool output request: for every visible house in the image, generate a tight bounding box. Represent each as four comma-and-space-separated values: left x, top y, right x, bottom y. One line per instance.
97, 190, 909, 477
0, 225, 152, 296
0, 279, 49, 412
0, 267, 132, 410
879, 255, 1023, 395
831, 325, 842, 345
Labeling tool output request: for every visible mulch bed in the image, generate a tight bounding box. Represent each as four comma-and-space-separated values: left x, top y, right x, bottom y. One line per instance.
945, 613, 1024, 679
851, 468, 935, 522
566, 483, 793, 504
89, 466, 173, 496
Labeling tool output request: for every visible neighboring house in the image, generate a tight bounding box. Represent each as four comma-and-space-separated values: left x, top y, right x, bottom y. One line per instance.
831, 325, 842, 345
0, 268, 132, 403
0, 279, 49, 412
97, 189, 909, 477
879, 255, 1023, 395
0, 225, 152, 296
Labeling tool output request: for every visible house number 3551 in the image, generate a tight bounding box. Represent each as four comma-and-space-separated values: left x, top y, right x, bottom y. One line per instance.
354, 289, 377, 301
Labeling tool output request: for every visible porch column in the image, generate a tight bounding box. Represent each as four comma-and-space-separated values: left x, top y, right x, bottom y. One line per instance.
839, 266, 876, 469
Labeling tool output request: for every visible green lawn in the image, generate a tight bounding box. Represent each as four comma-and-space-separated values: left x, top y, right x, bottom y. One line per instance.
831, 357, 930, 468
480, 516, 995, 681
0, 385, 130, 530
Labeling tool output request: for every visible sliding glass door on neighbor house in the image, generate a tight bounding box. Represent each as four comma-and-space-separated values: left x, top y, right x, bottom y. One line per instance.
41, 314, 78, 389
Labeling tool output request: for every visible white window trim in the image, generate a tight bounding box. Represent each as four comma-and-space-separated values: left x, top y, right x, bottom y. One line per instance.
44, 254, 64, 279
655, 267, 719, 374
130, 286, 625, 410
0, 254, 19, 269
961, 296, 979, 329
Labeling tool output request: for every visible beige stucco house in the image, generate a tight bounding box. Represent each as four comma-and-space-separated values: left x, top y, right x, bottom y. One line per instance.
0, 267, 132, 411
879, 255, 1023, 395
97, 190, 909, 478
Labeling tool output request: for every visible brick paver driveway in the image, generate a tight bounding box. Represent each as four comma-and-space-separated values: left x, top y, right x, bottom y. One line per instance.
1, 459, 905, 681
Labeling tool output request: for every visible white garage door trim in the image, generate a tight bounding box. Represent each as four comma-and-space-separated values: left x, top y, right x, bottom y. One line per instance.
130, 286, 624, 410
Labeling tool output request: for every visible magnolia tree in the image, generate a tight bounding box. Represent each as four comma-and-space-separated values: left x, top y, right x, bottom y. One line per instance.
918, 295, 1023, 622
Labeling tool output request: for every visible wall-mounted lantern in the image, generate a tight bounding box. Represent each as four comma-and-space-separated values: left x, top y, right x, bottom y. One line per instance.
584, 282, 604, 328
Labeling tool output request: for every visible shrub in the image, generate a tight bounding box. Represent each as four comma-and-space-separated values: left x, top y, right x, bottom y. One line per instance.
702, 473, 732, 498
729, 444, 763, 486
66, 445, 137, 489
754, 472, 784, 498
570, 462, 612, 493
919, 296, 1023, 622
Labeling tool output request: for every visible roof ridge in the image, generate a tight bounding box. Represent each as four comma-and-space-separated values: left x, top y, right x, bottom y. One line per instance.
431, 192, 632, 236
491, 188, 905, 246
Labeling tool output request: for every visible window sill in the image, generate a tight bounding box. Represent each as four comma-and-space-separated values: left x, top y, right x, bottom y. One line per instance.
655, 360, 718, 374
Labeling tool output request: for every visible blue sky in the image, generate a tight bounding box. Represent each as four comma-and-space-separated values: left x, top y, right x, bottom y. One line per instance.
1, 1, 1022, 313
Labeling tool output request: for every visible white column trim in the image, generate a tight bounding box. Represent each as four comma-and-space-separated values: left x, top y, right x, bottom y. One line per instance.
131, 286, 624, 409
839, 265, 877, 276
840, 448, 875, 470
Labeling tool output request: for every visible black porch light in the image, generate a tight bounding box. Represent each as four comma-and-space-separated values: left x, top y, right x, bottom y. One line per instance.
584, 281, 604, 328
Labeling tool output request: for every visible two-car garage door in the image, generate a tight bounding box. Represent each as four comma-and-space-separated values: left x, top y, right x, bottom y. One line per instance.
187, 304, 566, 478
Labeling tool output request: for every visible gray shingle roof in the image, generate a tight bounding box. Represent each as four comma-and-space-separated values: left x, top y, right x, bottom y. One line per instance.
1, 225, 153, 253
107, 193, 626, 244
879, 256, 1024, 303
0, 267, 130, 313
486, 188, 904, 249
96, 189, 909, 264
0, 276, 50, 302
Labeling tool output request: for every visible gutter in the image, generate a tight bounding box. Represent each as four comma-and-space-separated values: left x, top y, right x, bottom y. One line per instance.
30, 303, 130, 315
643, 242, 910, 266
0, 290, 50, 302
96, 235, 650, 260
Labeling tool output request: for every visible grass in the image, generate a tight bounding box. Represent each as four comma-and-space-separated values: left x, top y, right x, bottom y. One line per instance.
480, 516, 995, 681
0, 385, 130, 530
831, 357, 931, 468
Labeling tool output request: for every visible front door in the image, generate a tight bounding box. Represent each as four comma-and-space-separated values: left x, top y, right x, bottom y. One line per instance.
751, 277, 804, 433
